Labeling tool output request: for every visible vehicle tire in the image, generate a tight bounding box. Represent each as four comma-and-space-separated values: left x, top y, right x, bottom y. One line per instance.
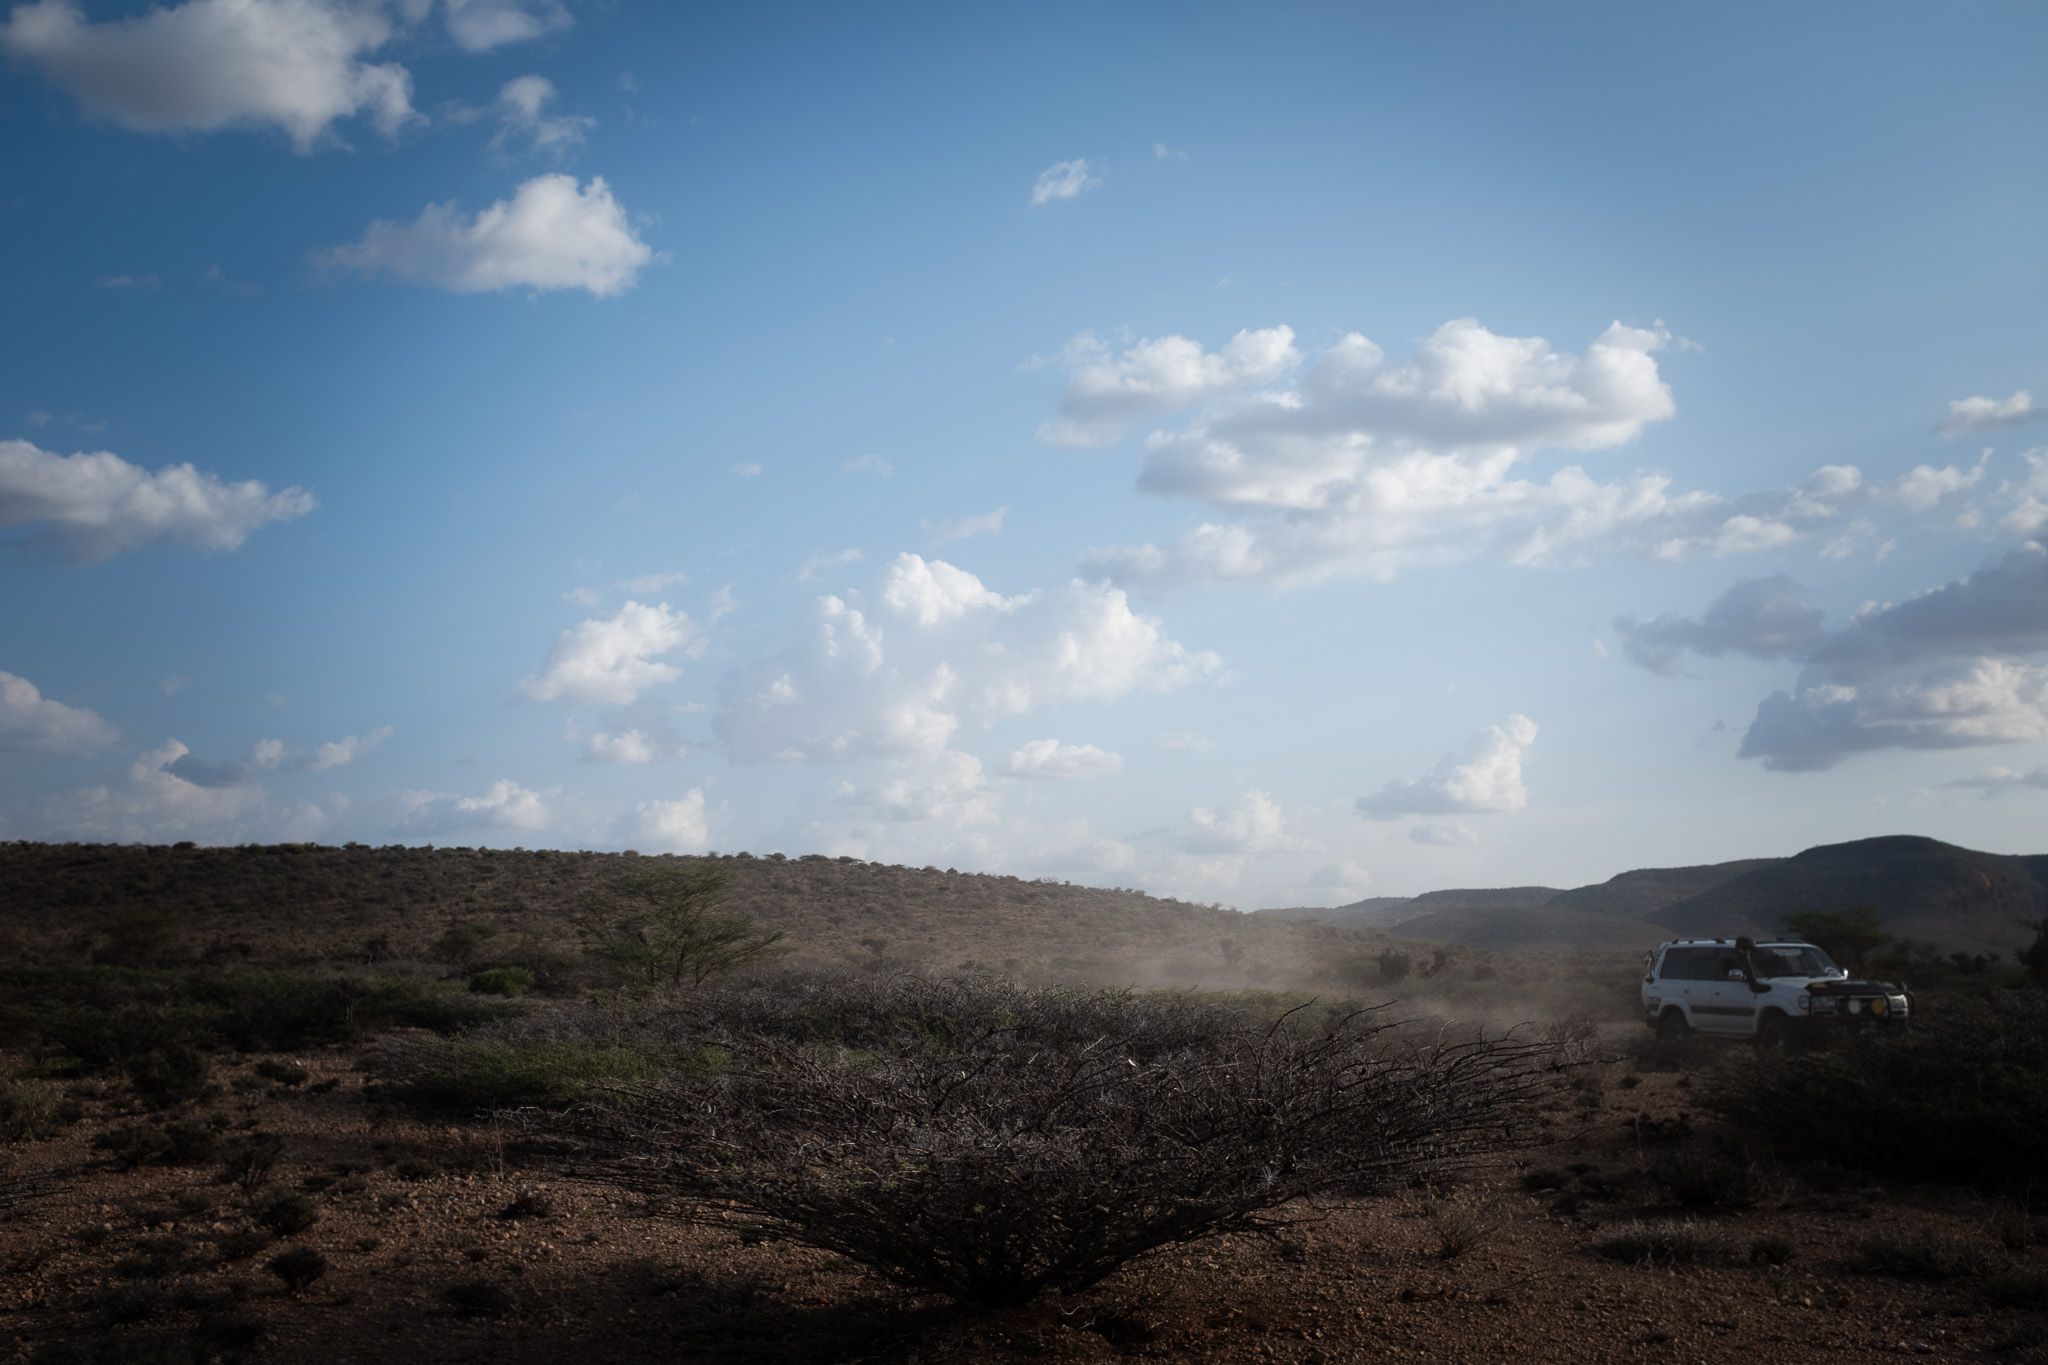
1655, 1010, 1691, 1042
1757, 1014, 1795, 1053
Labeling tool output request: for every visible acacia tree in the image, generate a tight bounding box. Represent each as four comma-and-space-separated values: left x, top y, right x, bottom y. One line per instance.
582, 863, 786, 989
2018, 917, 2048, 983
1781, 907, 1891, 975
572, 975, 1563, 1309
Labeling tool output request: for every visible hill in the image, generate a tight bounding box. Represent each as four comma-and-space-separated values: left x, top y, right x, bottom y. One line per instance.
1258, 840, 2047, 957
1648, 834, 2048, 953
1383, 905, 1664, 955
0, 840, 1506, 995
1261, 885, 1561, 932
1542, 859, 1782, 917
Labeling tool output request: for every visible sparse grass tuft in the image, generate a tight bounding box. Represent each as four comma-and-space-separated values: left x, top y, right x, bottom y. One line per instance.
1654, 1143, 1760, 1211
1595, 1219, 1736, 1267
0, 1077, 67, 1143
1852, 1230, 2004, 1282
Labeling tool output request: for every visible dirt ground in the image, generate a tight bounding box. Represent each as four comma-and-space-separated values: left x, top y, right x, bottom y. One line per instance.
5, 1031, 2043, 1365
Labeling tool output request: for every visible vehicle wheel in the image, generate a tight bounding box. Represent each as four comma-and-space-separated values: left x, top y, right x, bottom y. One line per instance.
1757, 1015, 1795, 1052
1656, 1010, 1691, 1042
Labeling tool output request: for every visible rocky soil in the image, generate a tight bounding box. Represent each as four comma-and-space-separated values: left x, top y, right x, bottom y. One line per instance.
5, 1033, 2043, 1365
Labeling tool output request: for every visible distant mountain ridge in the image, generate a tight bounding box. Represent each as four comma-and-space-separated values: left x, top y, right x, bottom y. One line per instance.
1260, 836, 2047, 956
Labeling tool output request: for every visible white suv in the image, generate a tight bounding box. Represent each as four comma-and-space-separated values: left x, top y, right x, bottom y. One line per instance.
1641, 937, 1912, 1048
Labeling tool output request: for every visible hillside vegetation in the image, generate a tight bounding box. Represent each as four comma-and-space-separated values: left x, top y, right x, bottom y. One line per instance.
0, 841, 1617, 1010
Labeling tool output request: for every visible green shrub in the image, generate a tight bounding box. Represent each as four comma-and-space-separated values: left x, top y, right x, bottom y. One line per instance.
1707, 994, 2048, 1193
0, 1077, 65, 1142
467, 967, 535, 998
388, 1037, 661, 1112
126, 1046, 216, 1106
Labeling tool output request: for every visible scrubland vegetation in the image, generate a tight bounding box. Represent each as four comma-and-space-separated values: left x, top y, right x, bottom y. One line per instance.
3, 840, 2047, 1363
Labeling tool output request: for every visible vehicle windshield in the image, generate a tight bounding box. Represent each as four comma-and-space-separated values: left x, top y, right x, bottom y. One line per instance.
1750, 946, 1839, 978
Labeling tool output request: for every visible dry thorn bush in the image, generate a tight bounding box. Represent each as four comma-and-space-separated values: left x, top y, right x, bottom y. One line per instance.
561, 974, 1559, 1309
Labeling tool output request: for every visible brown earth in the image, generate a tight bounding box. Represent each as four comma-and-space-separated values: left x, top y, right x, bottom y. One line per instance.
3, 1031, 2043, 1365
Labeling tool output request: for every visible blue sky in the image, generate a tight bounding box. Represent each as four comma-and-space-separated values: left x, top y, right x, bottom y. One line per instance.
4, 0, 2047, 906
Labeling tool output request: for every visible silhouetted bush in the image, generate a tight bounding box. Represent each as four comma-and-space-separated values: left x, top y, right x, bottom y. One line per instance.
218, 1132, 284, 1193
569, 974, 1556, 1309
1707, 994, 2048, 1193
215, 1228, 273, 1262
266, 1246, 327, 1293
126, 1046, 216, 1106
254, 1192, 320, 1237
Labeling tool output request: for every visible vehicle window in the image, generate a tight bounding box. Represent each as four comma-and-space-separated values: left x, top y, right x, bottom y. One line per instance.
1660, 949, 1714, 981
1752, 947, 1838, 978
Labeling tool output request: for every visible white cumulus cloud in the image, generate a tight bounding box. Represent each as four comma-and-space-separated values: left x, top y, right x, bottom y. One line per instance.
1940, 389, 2045, 436
0, 670, 117, 754
1029, 158, 1098, 205
166, 724, 392, 785
635, 788, 712, 850
1040, 326, 1299, 447
33, 740, 330, 843
0, 0, 416, 151
401, 778, 551, 833
0, 439, 314, 562
1005, 739, 1122, 779
583, 729, 658, 764
1078, 322, 1996, 587
314, 174, 655, 296
488, 74, 591, 152
1357, 715, 1539, 819
832, 751, 996, 826
1166, 790, 1313, 855
522, 600, 698, 705
440, 0, 569, 51
928, 506, 1008, 543
715, 553, 1219, 763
